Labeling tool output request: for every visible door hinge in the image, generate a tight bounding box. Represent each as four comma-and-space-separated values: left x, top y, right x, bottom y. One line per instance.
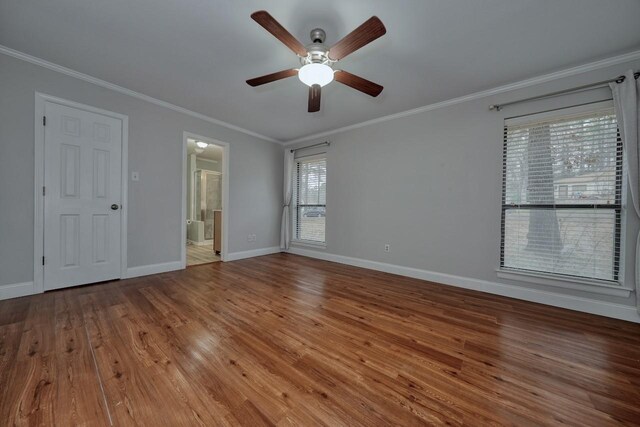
42, 256, 45, 266
42, 186, 46, 196
43, 116, 46, 126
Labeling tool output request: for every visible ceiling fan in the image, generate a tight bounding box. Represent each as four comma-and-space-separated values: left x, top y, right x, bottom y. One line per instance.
246, 11, 386, 112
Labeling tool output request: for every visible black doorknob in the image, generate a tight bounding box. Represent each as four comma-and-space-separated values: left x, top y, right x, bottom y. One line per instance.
111, 204, 119, 210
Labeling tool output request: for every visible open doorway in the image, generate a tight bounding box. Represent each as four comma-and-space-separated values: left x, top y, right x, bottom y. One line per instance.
182, 133, 229, 267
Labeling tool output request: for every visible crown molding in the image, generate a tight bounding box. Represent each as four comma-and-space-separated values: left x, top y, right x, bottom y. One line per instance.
0, 44, 282, 144
284, 49, 640, 145
4, 43, 639, 147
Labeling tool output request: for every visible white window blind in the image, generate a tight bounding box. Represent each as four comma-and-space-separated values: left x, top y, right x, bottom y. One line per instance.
501, 103, 622, 283
293, 156, 326, 243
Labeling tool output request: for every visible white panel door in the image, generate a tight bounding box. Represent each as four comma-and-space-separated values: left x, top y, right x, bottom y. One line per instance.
43, 101, 122, 290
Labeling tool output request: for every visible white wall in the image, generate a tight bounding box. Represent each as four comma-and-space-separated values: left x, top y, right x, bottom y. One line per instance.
0, 52, 283, 289
288, 58, 640, 321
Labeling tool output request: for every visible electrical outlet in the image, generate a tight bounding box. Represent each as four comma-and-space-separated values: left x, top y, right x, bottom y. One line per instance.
247, 234, 257, 243
384, 244, 390, 252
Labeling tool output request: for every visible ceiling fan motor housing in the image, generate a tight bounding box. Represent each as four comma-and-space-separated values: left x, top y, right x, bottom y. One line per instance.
303, 44, 330, 64
302, 28, 332, 65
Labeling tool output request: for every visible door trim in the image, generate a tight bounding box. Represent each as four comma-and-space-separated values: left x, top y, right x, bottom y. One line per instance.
34, 92, 129, 293
181, 131, 230, 266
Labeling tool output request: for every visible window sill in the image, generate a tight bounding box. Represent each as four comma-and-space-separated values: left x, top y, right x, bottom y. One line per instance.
496, 269, 632, 297
290, 240, 326, 250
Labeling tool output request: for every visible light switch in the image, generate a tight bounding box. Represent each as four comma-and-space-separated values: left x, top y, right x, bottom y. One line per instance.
131, 171, 139, 181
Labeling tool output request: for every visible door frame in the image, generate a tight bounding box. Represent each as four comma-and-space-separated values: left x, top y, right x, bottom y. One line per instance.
34, 92, 129, 293
181, 131, 230, 266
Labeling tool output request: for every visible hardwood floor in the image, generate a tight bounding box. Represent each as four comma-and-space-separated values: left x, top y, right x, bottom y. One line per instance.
1, 253, 639, 426
187, 243, 220, 266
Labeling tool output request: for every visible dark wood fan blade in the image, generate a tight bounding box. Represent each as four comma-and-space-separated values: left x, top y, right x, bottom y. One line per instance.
308, 84, 321, 112
246, 69, 298, 87
251, 11, 307, 56
334, 70, 383, 97
328, 16, 386, 61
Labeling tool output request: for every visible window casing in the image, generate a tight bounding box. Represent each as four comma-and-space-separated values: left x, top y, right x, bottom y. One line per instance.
292, 156, 326, 244
500, 102, 623, 284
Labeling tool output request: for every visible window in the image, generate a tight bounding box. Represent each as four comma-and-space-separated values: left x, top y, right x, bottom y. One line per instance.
500, 103, 622, 283
571, 185, 587, 198
558, 185, 568, 199
293, 156, 326, 244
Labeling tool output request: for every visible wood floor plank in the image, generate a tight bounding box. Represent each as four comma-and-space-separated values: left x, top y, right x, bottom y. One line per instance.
187, 244, 220, 266
1, 253, 639, 426
53, 325, 111, 426
1, 294, 58, 425
0, 322, 25, 419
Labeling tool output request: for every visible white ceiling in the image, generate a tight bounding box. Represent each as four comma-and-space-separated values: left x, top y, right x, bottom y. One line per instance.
1, 0, 639, 142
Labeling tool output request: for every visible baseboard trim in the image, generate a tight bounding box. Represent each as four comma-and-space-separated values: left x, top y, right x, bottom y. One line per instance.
288, 247, 640, 323
125, 261, 183, 279
226, 246, 282, 262
0, 281, 37, 301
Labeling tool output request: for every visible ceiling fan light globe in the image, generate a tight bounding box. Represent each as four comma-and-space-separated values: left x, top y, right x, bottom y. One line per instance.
298, 63, 334, 87
196, 141, 208, 149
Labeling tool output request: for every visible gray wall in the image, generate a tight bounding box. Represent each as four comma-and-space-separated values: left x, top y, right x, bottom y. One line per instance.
0, 53, 283, 286
289, 58, 640, 308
